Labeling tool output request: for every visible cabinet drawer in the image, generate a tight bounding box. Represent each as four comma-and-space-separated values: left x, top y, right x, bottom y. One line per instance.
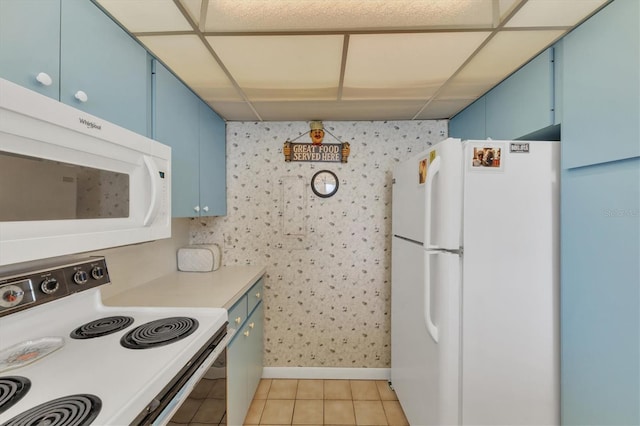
228, 295, 247, 332
248, 278, 264, 314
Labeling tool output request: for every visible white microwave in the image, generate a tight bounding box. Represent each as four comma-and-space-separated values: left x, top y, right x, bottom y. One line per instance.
0, 78, 171, 266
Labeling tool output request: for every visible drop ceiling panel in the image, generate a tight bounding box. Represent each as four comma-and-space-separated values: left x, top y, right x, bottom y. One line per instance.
438, 30, 564, 100
96, 0, 191, 32
499, 0, 522, 21
94, 0, 612, 121
252, 100, 427, 121
505, 0, 609, 27
205, 102, 261, 121
202, 0, 497, 32
435, 80, 497, 102
415, 99, 476, 120
138, 35, 242, 101
206, 35, 344, 100
180, 0, 202, 28
343, 32, 490, 100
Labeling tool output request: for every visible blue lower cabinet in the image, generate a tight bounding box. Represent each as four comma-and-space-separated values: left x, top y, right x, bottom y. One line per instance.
227, 279, 264, 426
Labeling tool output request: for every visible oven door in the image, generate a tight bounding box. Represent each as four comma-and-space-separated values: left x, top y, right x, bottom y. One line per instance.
159, 347, 228, 425
133, 325, 230, 426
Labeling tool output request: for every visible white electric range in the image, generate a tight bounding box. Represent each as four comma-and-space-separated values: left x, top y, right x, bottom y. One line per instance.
0, 257, 229, 426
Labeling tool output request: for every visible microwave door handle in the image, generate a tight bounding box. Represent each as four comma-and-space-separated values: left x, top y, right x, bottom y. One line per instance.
143, 155, 161, 226
423, 155, 441, 249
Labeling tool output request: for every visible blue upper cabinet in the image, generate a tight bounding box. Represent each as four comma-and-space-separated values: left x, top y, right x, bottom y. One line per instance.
561, 0, 639, 168
449, 97, 486, 140
485, 49, 554, 140
153, 61, 227, 218
153, 61, 201, 218
60, 0, 149, 136
0, 0, 61, 99
449, 48, 555, 141
199, 101, 227, 216
0, 0, 149, 136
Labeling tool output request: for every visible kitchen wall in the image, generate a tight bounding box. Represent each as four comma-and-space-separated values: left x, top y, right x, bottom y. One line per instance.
190, 120, 448, 368
97, 218, 190, 300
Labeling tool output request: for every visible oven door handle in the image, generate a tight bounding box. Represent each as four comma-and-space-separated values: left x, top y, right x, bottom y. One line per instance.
151, 331, 234, 426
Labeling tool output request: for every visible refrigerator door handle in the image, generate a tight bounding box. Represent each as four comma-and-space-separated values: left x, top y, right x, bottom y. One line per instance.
423, 251, 439, 343
423, 156, 441, 250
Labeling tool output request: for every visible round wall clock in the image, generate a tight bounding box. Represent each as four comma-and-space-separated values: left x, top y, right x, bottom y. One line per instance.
311, 170, 339, 198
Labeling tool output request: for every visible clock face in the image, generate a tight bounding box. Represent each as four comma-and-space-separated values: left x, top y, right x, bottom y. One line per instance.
311, 170, 339, 198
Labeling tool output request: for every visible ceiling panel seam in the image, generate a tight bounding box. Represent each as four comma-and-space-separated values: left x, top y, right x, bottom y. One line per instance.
412, 0, 531, 119
132, 26, 573, 38
172, 0, 262, 121
337, 35, 350, 101
198, 0, 208, 32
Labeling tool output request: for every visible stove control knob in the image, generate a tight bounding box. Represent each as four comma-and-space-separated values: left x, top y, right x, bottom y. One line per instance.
73, 270, 89, 285
40, 277, 59, 294
91, 266, 105, 280
0, 285, 25, 308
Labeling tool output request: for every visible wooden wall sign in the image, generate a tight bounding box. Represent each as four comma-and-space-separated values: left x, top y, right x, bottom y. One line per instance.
283, 141, 350, 163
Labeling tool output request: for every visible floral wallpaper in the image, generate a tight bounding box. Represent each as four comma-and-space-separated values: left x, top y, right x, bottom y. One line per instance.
190, 120, 448, 368
76, 169, 129, 218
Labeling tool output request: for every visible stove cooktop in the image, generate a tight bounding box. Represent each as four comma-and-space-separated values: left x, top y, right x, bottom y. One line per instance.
70, 316, 134, 340
121, 316, 199, 349
0, 258, 228, 425
2, 393, 102, 426
0, 376, 30, 415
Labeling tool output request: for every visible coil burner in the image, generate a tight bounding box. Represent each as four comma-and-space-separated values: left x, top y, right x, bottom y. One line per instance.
69, 316, 134, 339
120, 317, 199, 349
0, 376, 30, 415
1, 394, 101, 426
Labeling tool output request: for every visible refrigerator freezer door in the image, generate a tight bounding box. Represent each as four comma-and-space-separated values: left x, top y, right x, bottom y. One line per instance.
461, 140, 560, 425
392, 138, 463, 249
391, 236, 461, 426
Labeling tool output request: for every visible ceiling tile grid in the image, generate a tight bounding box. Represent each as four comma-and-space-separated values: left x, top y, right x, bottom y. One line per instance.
96, 0, 610, 121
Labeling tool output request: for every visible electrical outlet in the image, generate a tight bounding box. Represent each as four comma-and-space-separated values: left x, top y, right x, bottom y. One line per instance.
224, 233, 233, 248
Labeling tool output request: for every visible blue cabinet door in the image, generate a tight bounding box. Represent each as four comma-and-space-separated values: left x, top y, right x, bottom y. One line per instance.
246, 302, 264, 402
0, 0, 61, 99
153, 61, 200, 218
561, 0, 639, 168
60, 0, 149, 135
485, 49, 554, 140
227, 325, 250, 426
450, 48, 555, 141
199, 101, 227, 216
561, 158, 640, 426
449, 97, 486, 140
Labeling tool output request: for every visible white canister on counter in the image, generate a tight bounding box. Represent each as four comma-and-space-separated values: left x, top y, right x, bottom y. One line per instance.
177, 244, 221, 272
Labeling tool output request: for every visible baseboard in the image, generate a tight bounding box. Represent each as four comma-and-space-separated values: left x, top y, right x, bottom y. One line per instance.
262, 367, 390, 380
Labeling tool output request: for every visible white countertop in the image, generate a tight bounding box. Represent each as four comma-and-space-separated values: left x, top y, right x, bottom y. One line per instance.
103, 265, 266, 309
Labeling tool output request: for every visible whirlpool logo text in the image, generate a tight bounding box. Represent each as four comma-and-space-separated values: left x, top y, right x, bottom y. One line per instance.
79, 117, 102, 130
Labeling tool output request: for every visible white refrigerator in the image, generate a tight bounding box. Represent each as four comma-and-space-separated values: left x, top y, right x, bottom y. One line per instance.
391, 138, 559, 426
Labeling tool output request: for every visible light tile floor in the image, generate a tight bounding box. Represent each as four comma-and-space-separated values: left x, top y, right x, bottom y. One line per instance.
244, 379, 409, 426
